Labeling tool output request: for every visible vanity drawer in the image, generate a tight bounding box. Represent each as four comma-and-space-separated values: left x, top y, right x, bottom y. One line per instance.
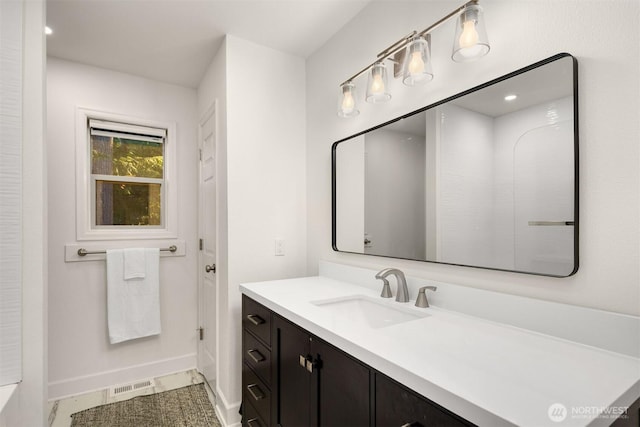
243, 363, 271, 423
243, 296, 272, 346
243, 329, 271, 386
243, 400, 266, 427
375, 373, 473, 426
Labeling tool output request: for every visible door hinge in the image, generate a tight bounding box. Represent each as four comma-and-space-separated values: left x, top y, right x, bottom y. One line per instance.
199, 149, 202, 161
198, 327, 204, 341
199, 239, 203, 250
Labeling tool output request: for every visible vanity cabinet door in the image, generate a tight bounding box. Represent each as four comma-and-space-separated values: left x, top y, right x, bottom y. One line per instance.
311, 337, 371, 427
375, 373, 473, 427
274, 315, 371, 427
275, 315, 312, 426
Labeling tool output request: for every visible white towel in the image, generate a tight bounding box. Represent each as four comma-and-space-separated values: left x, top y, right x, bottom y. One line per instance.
123, 248, 146, 280
106, 248, 161, 344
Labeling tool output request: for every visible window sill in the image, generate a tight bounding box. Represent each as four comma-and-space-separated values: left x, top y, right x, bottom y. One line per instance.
76, 227, 177, 241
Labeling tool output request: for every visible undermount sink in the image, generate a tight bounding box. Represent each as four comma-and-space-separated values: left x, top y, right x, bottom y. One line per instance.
311, 295, 429, 329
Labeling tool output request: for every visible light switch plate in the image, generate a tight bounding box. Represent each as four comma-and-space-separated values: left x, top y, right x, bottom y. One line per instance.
275, 238, 285, 256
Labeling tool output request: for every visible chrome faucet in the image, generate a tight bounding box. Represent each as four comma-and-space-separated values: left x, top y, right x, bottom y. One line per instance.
375, 268, 410, 303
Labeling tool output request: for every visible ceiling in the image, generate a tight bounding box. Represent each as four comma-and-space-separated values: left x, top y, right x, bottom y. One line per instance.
46, 0, 370, 88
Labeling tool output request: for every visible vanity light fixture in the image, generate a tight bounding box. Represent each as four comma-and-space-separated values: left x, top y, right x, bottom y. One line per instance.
337, 0, 490, 118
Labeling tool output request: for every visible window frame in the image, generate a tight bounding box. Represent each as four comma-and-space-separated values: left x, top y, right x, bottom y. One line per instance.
76, 107, 177, 240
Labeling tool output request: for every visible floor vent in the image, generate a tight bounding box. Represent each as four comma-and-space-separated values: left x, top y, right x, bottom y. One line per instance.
110, 379, 155, 397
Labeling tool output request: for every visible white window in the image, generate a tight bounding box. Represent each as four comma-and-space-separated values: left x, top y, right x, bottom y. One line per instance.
76, 108, 177, 240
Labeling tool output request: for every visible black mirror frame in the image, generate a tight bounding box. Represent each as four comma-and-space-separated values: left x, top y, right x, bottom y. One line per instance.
331, 52, 579, 278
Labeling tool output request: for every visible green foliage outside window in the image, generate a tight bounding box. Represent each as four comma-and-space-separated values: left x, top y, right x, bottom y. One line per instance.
91, 136, 164, 226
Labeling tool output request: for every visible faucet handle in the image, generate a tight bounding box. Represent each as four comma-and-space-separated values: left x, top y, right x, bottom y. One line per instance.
379, 278, 392, 298
415, 285, 437, 308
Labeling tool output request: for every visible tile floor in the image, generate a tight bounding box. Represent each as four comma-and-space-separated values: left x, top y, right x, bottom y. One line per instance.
48, 370, 216, 427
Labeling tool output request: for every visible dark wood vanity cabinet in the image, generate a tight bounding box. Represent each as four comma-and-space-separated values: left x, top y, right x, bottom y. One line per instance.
242, 295, 473, 427
275, 315, 371, 426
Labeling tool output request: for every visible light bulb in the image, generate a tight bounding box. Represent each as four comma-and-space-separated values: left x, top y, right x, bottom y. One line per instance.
341, 91, 355, 112
337, 82, 359, 118
408, 51, 425, 75
366, 63, 391, 103
371, 72, 384, 94
459, 20, 479, 49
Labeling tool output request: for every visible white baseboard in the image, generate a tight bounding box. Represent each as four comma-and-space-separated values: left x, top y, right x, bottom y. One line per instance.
214, 384, 241, 427
48, 353, 197, 400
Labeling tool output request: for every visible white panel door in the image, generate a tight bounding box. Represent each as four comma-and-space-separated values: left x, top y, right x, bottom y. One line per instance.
198, 104, 217, 388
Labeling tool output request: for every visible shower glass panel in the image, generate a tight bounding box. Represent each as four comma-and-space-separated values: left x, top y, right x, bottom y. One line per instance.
514, 120, 575, 276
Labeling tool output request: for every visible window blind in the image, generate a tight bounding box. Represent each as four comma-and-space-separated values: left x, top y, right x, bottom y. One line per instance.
89, 119, 166, 143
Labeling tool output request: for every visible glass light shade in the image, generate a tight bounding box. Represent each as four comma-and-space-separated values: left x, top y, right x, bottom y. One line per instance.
366, 62, 391, 103
452, 4, 490, 62
402, 36, 434, 86
337, 82, 359, 118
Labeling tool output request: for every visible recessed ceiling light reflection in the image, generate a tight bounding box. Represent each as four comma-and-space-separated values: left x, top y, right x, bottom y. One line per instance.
504, 94, 517, 101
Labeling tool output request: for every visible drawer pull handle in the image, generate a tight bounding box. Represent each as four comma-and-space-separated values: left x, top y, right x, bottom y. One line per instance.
247, 383, 265, 401
247, 418, 262, 427
246, 314, 265, 326
247, 349, 265, 363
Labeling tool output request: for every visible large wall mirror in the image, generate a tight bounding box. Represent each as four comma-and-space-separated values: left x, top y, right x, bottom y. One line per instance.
332, 53, 578, 277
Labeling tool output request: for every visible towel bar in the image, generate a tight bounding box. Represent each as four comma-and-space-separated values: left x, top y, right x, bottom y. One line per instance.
77, 245, 177, 257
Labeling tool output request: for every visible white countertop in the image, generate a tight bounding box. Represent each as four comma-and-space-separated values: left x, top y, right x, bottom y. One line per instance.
240, 276, 640, 427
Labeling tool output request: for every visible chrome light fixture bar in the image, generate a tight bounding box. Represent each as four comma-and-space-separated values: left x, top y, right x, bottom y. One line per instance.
338, 0, 489, 118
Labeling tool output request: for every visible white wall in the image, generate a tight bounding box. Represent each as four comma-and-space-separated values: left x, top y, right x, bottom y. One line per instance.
306, 0, 640, 315
46, 57, 199, 399
197, 35, 307, 425
437, 104, 494, 267
335, 135, 365, 252
364, 129, 426, 260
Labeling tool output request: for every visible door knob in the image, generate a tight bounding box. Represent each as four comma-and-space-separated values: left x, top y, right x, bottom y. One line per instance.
205, 264, 216, 273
